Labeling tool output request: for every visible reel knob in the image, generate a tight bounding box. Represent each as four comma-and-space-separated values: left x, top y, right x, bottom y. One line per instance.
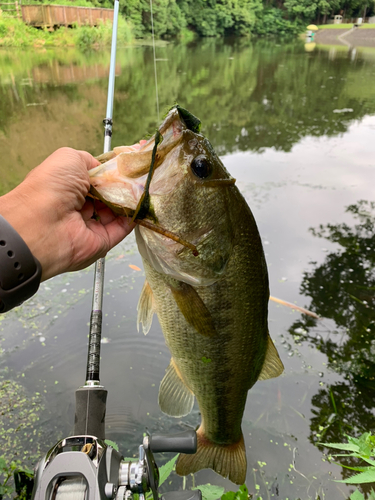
148, 430, 197, 454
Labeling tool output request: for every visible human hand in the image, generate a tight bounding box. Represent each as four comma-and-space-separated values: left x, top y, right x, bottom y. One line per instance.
0, 147, 135, 281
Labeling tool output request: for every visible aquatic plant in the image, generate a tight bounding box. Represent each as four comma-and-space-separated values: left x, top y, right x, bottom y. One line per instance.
320, 432, 375, 500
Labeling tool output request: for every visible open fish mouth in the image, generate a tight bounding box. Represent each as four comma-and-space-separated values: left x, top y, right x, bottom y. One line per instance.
89, 105, 236, 258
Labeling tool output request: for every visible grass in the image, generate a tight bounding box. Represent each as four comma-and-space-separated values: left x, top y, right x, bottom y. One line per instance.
317, 23, 356, 29
317, 23, 375, 29
0, 16, 134, 48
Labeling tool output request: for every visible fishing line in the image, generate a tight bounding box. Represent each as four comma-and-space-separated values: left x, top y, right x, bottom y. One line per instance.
149, 0, 160, 122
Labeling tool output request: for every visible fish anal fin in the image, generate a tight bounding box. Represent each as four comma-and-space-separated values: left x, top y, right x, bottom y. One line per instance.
258, 333, 284, 381
137, 280, 156, 335
169, 282, 216, 337
176, 427, 247, 485
158, 358, 194, 417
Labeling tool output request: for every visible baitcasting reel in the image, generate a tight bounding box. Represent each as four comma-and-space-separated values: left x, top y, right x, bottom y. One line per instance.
31, 430, 201, 500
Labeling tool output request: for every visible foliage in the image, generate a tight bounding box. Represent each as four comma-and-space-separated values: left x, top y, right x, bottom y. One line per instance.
0, 16, 133, 48
320, 433, 375, 499
121, 0, 186, 38
0, 374, 44, 499
177, 0, 263, 37
0, 458, 34, 500
143, 454, 225, 500
2, 0, 375, 41
119, 0, 375, 37
75, 17, 133, 48
252, 7, 303, 36
221, 484, 249, 499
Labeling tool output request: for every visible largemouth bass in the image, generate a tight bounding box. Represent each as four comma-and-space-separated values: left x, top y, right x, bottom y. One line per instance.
89, 106, 284, 485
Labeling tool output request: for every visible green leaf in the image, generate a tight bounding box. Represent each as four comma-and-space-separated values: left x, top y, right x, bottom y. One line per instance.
221, 484, 249, 500
350, 490, 365, 500
16, 465, 34, 477
336, 470, 375, 484
192, 484, 225, 500
319, 441, 360, 452
158, 455, 178, 487
221, 492, 236, 500
338, 464, 373, 472
359, 456, 375, 467
105, 439, 119, 452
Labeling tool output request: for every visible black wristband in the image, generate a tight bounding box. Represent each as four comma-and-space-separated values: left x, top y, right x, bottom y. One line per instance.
0, 215, 42, 313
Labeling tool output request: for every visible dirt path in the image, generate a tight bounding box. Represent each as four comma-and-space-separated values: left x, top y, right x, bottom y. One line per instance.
315, 26, 375, 47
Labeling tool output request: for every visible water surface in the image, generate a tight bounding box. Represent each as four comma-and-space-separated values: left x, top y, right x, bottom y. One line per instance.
0, 39, 374, 499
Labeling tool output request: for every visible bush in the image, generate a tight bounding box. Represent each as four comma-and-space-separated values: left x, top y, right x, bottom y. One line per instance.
253, 7, 304, 36
75, 16, 133, 48
0, 20, 8, 37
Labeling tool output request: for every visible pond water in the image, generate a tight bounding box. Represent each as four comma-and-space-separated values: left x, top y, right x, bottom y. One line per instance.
0, 39, 375, 499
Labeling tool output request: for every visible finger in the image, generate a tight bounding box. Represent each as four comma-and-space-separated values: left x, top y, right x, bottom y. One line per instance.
87, 216, 136, 250
81, 199, 95, 222
103, 217, 136, 248
94, 206, 118, 225
78, 150, 101, 170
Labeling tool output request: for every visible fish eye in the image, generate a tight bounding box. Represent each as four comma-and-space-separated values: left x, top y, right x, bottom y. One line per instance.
191, 156, 212, 179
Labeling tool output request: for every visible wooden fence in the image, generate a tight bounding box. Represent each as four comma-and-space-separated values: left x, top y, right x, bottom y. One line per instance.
21, 4, 113, 28
0, 2, 113, 27
0, 0, 21, 18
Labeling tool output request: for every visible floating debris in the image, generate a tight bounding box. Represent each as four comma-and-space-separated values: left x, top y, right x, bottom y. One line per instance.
270, 296, 319, 319
129, 264, 142, 271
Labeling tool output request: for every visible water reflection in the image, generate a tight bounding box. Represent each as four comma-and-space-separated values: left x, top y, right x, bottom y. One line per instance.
288, 200, 375, 487
2, 39, 375, 193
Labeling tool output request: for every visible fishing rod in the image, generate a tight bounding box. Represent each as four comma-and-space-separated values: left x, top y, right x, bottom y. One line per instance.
29, 3, 201, 499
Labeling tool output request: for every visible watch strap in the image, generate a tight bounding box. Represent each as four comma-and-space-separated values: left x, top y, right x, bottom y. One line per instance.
0, 215, 42, 313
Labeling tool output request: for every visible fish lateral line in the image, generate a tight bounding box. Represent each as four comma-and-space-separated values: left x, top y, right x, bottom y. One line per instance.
136, 218, 199, 256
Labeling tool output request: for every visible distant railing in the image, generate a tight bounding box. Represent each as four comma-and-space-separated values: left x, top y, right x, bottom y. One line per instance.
0, 0, 21, 18
20, 4, 113, 28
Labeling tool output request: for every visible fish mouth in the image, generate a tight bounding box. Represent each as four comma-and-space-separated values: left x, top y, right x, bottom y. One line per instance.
89, 105, 235, 258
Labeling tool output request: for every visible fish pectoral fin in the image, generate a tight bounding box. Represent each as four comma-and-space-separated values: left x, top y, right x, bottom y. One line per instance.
169, 282, 216, 337
159, 358, 195, 417
257, 333, 284, 381
137, 280, 156, 335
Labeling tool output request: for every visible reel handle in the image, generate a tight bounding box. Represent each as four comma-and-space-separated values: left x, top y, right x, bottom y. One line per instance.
148, 430, 197, 454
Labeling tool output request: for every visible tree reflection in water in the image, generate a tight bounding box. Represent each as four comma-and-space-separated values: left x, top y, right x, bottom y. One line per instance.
289, 201, 375, 482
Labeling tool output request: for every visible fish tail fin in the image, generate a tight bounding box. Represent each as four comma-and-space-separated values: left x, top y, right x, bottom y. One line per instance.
176, 426, 247, 485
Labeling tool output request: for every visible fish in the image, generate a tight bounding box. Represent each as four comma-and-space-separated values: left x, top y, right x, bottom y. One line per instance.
89, 106, 284, 485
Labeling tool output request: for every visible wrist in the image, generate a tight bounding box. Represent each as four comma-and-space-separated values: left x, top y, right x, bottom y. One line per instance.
0, 184, 67, 282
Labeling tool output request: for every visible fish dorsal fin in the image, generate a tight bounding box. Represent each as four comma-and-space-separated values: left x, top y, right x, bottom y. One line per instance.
159, 358, 195, 417
169, 282, 216, 337
137, 280, 156, 335
258, 333, 284, 381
